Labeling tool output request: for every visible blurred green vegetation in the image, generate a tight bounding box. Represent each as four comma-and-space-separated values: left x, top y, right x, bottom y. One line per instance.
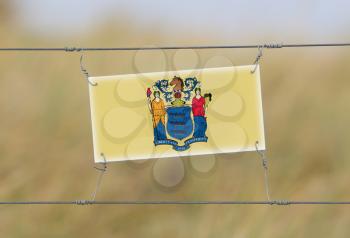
0, 1, 350, 237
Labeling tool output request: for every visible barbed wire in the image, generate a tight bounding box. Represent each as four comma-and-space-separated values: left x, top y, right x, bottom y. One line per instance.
0, 200, 350, 205
0, 42, 349, 206
0, 43, 349, 51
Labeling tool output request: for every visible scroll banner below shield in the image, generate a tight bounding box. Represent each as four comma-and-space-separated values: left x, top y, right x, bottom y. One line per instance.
89, 65, 265, 163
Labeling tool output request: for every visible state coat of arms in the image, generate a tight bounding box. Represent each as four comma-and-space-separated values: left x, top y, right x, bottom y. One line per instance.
147, 76, 212, 151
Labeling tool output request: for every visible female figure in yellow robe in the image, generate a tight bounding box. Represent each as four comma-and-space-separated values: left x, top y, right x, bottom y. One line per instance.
148, 91, 167, 141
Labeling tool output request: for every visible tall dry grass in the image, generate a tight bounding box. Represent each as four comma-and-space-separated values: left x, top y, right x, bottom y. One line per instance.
0, 2, 350, 237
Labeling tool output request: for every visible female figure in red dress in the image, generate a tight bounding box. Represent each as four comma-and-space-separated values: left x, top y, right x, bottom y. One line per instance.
192, 88, 207, 138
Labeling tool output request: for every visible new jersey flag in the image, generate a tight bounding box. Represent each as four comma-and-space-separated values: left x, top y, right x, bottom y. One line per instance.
89, 65, 265, 163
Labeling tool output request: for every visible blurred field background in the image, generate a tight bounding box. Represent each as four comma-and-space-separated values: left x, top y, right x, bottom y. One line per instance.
1, 0, 350, 237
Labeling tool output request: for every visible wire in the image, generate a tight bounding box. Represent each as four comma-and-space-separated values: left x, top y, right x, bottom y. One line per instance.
0, 43, 350, 51
91, 153, 107, 201
0, 200, 350, 205
0, 42, 349, 206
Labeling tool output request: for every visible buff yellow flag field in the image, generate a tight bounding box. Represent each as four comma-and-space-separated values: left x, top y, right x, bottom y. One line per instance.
89, 65, 265, 163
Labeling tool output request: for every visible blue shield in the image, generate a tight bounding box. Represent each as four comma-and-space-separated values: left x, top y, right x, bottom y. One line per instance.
166, 106, 193, 140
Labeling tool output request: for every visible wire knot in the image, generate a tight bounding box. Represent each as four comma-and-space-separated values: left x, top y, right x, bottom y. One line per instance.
263, 43, 283, 49
65, 47, 82, 52
75, 200, 93, 205
271, 200, 290, 206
